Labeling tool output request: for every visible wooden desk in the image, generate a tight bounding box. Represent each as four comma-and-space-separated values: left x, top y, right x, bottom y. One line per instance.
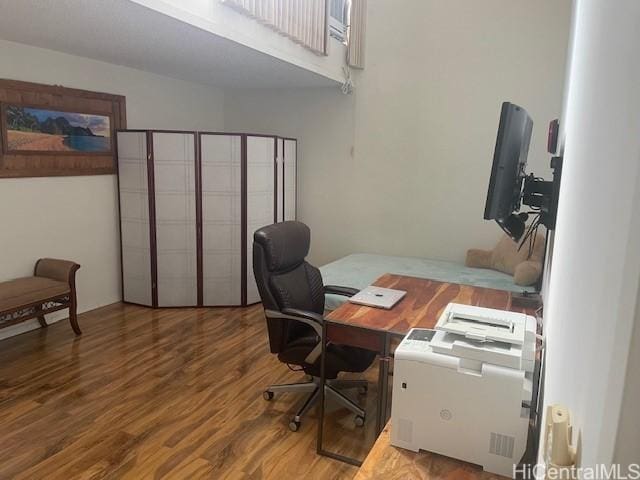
327, 273, 531, 337
354, 422, 505, 480
317, 274, 535, 466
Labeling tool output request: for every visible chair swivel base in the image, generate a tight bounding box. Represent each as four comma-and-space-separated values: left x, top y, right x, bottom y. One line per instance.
263, 376, 368, 431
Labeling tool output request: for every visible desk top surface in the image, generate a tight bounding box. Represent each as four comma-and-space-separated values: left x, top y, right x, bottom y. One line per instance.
354, 422, 506, 480
325, 273, 534, 335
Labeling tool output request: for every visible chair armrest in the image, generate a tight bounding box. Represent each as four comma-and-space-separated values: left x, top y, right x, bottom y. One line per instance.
324, 285, 359, 297
34, 258, 80, 284
264, 309, 323, 336
265, 308, 325, 364
281, 308, 324, 324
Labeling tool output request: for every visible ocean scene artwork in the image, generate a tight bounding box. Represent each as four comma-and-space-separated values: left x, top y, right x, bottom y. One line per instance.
4, 105, 111, 153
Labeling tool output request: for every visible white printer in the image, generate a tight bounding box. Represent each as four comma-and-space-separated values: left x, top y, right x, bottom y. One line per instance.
390, 303, 537, 478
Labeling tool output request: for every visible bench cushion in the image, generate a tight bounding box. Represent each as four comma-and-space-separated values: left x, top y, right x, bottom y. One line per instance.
0, 277, 70, 313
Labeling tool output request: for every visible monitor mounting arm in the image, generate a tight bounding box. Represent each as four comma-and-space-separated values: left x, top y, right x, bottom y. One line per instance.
521, 156, 563, 230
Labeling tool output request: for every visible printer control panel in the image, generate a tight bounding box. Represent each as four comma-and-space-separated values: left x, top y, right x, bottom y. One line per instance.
399, 329, 436, 353
407, 329, 436, 342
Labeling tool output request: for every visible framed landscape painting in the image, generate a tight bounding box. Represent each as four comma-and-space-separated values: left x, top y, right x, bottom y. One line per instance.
3, 105, 113, 155
0, 79, 126, 178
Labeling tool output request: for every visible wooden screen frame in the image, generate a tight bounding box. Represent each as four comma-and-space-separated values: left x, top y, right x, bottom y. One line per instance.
0, 79, 126, 178
116, 130, 298, 309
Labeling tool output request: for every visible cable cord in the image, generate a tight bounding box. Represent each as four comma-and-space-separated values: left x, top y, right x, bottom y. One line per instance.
341, 66, 354, 94
518, 213, 542, 258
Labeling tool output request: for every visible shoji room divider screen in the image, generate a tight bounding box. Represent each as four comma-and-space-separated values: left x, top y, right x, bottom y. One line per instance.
117, 130, 297, 308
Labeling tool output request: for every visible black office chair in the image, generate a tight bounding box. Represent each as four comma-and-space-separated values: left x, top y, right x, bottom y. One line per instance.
253, 221, 376, 431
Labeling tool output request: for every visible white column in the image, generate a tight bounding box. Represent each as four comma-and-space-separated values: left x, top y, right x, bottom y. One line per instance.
541, 0, 640, 467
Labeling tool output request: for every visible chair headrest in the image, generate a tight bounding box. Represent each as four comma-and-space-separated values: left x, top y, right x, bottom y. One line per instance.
253, 221, 310, 272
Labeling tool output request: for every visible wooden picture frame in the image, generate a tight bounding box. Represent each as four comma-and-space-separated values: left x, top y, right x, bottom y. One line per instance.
0, 79, 126, 177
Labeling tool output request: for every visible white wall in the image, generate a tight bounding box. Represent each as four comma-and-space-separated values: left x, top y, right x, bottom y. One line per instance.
0, 39, 225, 339
614, 283, 640, 465
225, 0, 572, 266
225, 87, 358, 265
541, 0, 640, 467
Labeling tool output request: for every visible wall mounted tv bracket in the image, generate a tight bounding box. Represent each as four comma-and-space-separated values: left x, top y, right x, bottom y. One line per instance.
522, 156, 563, 230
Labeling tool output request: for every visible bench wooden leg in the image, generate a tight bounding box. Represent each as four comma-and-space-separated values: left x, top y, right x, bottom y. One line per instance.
68, 265, 82, 335
36, 303, 48, 328
69, 300, 81, 335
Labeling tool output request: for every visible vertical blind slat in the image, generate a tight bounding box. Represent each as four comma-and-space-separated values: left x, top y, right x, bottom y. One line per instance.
348, 0, 366, 68
224, 0, 327, 55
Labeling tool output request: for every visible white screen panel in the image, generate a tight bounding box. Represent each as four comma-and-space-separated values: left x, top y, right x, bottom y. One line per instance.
200, 134, 242, 306
284, 139, 297, 221
246, 136, 275, 304
153, 132, 197, 307
117, 131, 152, 306
276, 137, 284, 222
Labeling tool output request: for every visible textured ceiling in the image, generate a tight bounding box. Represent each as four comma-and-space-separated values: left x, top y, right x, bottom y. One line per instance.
0, 0, 338, 88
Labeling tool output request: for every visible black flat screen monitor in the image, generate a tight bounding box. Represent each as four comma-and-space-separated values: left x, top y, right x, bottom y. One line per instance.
484, 102, 533, 239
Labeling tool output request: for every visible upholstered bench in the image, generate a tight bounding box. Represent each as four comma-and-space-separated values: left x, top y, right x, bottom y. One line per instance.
0, 258, 81, 335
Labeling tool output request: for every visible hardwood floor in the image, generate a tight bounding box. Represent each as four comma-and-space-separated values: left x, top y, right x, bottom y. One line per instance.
0, 303, 379, 479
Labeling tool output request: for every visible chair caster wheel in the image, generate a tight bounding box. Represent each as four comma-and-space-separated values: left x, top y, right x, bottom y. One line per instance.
263, 391, 274, 401
289, 420, 301, 432
358, 385, 368, 395
354, 415, 365, 427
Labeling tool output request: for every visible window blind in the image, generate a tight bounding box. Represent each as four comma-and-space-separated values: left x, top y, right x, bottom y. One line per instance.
224, 0, 328, 55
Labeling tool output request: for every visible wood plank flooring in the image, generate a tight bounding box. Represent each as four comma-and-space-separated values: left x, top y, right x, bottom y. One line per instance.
0, 303, 378, 479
